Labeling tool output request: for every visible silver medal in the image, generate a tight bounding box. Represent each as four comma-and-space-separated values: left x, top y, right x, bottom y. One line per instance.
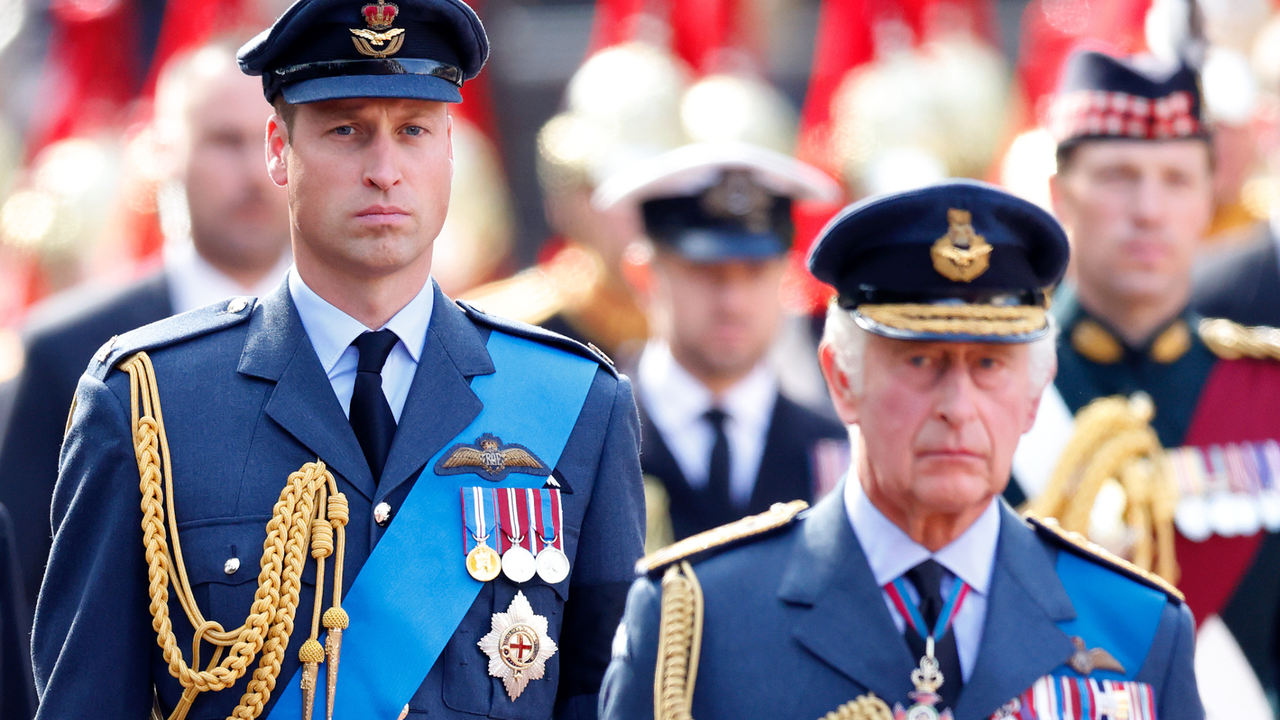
535, 546, 570, 584
502, 545, 537, 584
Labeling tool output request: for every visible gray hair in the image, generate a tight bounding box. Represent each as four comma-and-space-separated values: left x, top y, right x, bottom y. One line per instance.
821, 302, 1058, 397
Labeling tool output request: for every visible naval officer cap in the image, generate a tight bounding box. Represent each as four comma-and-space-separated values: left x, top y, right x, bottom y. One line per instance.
237, 0, 488, 104
808, 180, 1069, 343
594, 142, 840, 262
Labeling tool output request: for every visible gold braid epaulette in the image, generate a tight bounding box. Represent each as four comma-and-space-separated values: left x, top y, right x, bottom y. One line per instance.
1199, 318, 1280, 361
122, 351, 351, 720
635, 500, 808, 576
654, 561, 703, 720
1025, 515, 1185, 603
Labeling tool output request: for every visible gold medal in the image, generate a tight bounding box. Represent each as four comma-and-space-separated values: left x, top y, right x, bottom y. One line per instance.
466, 543, 501, 582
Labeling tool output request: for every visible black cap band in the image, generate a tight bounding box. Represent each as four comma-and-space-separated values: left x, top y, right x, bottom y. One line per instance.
269, 58, 463, 97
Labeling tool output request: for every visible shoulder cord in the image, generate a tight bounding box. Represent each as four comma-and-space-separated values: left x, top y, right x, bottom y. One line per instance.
1026, 394, 1180, 585
819, 695, 893, 720
123, 351, 350, 720
654, 561, 703, 720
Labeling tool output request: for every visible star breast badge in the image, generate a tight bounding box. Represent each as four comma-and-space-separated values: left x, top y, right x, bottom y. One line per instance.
436, 433, 551, 482
478, 591, 558, 701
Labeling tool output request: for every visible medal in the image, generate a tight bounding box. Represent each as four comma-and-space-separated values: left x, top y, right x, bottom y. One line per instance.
496, 488, 537, 583
463, 488, 502, 582
478, 591, 558, 701
532, 488, 571, 583
884, 576, 970, 719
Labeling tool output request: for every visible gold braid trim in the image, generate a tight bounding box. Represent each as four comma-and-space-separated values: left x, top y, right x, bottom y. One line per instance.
637, 500, 807, 576
1026, 394, 1180, 586
654, 562, 703, 720
123, 352, 349, 720
857, 304, 1046, 337
1199, 318, 1280, 361
819, 694, 894, 720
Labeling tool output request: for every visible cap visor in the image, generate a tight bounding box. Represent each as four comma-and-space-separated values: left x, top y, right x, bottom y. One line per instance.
282, 74, 463, 104
666, 232, 787, 263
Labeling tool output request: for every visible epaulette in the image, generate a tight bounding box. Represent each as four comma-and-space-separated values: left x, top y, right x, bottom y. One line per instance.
636, 500, 808, 576
455, 299, 617, 378
1199, 317, 1280, 362
87, 297, 256, 381
1026, 514, 1184, 605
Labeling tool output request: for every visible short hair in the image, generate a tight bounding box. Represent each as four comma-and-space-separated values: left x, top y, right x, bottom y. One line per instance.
153, 36, 252, 143
272, 96, 298, 135
1055, 136, 1215, 176
821, 301, 1058, 399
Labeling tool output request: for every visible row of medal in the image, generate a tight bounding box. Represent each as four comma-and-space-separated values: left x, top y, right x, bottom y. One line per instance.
462, 487, 570, 584
1167, 440, 1280, 541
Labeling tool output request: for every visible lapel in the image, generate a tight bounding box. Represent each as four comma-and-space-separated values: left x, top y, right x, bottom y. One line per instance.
953, 504, 1076, 720
238, 283, 376, 499
637, 397, 690, 490
779, 486, 917, 702
375, 284, 493, 501
749, 393, 811, 510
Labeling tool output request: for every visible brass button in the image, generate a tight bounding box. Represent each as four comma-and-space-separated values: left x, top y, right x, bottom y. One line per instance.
227, 297, 249, 313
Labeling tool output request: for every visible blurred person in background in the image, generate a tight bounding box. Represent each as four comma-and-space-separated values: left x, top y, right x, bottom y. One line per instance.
595, 141, 848, 551
1014, 47, 1280, 717
1193, 13, 1280, 329
0, 37, 290, 625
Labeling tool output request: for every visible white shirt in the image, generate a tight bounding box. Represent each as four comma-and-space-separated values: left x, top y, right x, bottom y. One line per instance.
164, 241, 292, 315
844, 477, 1000, 681
287, 267, 434, 421
638, 341, 777, 507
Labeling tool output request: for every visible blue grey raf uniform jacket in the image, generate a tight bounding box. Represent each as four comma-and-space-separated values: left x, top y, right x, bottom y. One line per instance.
600, 488, 1202, 720
33, 282, 645, 720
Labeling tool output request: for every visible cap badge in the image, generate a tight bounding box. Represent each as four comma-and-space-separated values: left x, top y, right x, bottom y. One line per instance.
351, 0, 405, 58
478, 591, 558, 701
931, 209, 992, 283
437, 433, 552, 482
701, 170, 772, 234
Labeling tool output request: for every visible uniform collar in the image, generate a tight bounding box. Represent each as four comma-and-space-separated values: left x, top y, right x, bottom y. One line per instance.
1056, 285, 1195, 365
844, 476, 999, 595
287, 267, 433, 376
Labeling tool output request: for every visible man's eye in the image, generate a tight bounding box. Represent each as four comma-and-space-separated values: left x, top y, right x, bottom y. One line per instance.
333, 126, 355, 136
977, 357, 998, 370
909, 356, 929, 368
404, 125, 425, 136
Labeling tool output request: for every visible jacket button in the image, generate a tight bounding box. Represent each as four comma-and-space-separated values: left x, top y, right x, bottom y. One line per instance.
374, 502, 393, 527
227, 297, 249, 313
224, 557, 240, 575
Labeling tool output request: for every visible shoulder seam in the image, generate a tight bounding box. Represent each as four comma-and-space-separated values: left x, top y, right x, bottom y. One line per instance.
636, 500, 808, 575
1026, 514, 1184, 604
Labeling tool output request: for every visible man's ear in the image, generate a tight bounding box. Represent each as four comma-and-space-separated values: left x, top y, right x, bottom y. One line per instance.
818, 342, 860, 426
1047, 171, 1065, 220
266, 114, 290, 187
446, 113, 455, 176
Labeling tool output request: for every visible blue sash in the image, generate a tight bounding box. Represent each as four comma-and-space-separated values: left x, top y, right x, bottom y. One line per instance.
1052, 552, 1166, 680
268, 331, 598, 719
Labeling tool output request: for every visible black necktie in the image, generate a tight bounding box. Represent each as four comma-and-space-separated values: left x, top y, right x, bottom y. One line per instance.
703, 408, 734, 525
903, 559, 964, 710
350, 329, 399, 484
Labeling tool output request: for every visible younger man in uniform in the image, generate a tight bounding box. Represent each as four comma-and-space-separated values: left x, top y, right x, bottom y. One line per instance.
33, 1, 645, 718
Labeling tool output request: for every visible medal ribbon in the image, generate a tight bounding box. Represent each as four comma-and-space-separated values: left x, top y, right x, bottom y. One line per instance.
461, 487, 497, 553
533, 489, 562, 552
884, 574, 970, 644
496, 488, 528, 552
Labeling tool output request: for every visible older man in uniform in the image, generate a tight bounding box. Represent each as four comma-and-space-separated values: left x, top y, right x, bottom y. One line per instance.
592, 142, 848, 549
600, 180, 1201, 720
32, 1, 645, 718
1014, 48, 1280, 709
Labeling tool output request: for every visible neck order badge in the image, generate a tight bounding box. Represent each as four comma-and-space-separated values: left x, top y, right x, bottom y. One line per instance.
884, 577, 971, 719
267, 331, 598, 720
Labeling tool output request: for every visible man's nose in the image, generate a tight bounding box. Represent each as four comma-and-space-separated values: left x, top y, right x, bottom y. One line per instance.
935, 364, 979, 426
363, 131, 402, 190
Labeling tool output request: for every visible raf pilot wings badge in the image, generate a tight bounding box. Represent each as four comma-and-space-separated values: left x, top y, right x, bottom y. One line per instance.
436, 433, 552, 483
